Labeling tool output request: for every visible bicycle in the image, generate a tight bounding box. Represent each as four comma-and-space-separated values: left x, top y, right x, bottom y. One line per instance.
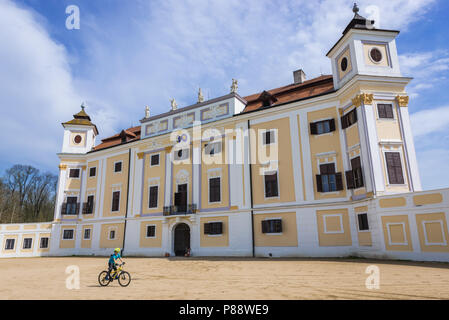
98, 262, 131, 287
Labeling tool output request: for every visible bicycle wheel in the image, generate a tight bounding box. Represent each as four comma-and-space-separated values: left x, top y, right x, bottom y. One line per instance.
98, 271, 111, 286
118, 271, 131, 287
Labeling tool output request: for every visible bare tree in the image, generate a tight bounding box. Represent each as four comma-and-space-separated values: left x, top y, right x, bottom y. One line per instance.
2, 165, 57, 223
5, 165, 38, 210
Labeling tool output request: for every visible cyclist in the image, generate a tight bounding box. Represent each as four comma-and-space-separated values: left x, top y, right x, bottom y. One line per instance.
106, 248, 123, 280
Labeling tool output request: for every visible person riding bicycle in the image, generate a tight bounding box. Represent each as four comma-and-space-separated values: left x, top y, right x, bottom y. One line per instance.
107, 248, 123, 280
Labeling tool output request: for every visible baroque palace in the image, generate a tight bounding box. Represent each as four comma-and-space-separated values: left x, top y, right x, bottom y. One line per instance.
2, 5, 449, 261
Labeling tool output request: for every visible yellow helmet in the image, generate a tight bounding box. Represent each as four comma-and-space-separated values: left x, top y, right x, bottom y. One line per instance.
114, 248, 121, 253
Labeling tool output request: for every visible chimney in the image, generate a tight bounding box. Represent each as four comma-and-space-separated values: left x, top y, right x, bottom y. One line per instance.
293, 69, 306, 84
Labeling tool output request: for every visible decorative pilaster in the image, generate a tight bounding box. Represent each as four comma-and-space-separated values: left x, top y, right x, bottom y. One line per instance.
351, 93, 374, 107
396, 95, 409, 107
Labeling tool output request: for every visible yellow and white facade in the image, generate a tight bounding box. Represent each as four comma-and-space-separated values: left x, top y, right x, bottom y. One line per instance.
1, 9, 449, 262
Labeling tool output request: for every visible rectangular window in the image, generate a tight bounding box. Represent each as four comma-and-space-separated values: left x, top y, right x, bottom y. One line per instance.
205, 142, 222, 155
310, 119, 336, 135
114, 161, 122, 173
63, 229, 74, 240
263, 130, 275, 145
146, 225, 156, 237
204, 222, 223, 235
40, 237, 49, 249
69, 169, 80, 178
209, 177, 221, 203
109, 230, 116, 240
346, 157, 364, 189
261, 219, 282, 233
89, 167, 96, 177
5, 239, 15, 250
341, 108, 358, 129
23, 238, 32, 249
84, 229, 91, 240
64, 196, 78, 215
378, 104, 394, 119
316, 163, 343, 193
111, 191, 120, 212
385, 152, 405, 184
149, 186, 159, 208
150, 154, 160, 166
264, 173, 279, 198
87, 195, 94, 214
357, 213, 369, 231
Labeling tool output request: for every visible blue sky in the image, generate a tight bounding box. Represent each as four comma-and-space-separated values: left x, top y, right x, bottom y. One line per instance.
0, 0, 448, 190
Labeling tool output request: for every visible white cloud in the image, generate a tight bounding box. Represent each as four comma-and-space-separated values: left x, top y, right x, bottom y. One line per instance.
399, 50, 449, 98
0, 0, 440, 174
410, 106, 449, 137
0, 0, 81, 171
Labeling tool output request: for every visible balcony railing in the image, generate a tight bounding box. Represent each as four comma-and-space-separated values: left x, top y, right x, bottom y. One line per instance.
163, 204, 197, 216
61, 202, 80, 215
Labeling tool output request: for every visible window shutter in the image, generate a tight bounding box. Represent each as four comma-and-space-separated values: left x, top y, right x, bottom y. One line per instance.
329, 118, 336, 132
75, 203, 80, 215
82, 203, 88, 214
335, 172, 344, 191
316, 175, 323, 192
275, 220, 282, 233
210, 222, 223, 235
345, 170, 355, 189
310, 122, 318, 135
341, 113, 350, 130
261, 220, 268, 233
204, 223, 211, 235
61, 203, 67, 215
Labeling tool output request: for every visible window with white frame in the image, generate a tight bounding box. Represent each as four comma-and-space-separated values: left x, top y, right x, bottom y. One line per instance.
5, 239, 15, 250
69, 168, 80, 178
109, 229, 116, 240
357, 213, 369, 231
264, 172, 279, 198
385, 152, 405, 185
261, 219, 282, 233
23, 238, 32, 249
40, 237, 49, 249
89, 167, 96, 177
63, 229, 74, 240
146, 225, 156, 238
150, 154, 160, 166
204, 222, 223, 235
114, 161, 123, 173
149, 185, 159, 208
209, 177, 221, 203
111, 191, 120, 212
83, 228, 91, 240
262, 130, 276, 145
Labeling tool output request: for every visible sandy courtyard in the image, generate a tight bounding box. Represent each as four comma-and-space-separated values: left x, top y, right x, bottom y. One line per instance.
1, 256, 449, 300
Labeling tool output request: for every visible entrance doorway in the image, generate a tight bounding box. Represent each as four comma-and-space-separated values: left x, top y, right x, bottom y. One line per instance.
174, 223, 190, 256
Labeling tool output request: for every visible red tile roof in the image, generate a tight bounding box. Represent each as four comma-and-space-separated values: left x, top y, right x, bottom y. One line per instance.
242, 75, 334, 113
91, 75, 335, 152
